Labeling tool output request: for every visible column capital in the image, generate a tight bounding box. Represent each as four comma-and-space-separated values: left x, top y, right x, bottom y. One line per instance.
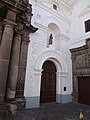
3, 20, 17, 28
22, 36, 30, 43
15, 28, 23, 36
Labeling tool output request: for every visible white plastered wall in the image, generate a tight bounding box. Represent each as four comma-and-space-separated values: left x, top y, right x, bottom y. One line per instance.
71, 0, 90, 48
25, 0, 73, 108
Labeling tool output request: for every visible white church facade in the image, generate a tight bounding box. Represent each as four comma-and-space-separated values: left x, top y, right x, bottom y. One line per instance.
24, 0, 90, 108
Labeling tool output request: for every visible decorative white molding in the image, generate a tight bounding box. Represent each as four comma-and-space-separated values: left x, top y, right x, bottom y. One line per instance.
34, 69, 43, 75
37, 0, 71, 10
60, 33, 70, 41
35, 22, 48, 31
66, 0, 82, 7
56, 72, 68, 77
36, 1, 71, 24
34, 49, 68, 73
36, 0, 82, 10
79, 5, 90, 17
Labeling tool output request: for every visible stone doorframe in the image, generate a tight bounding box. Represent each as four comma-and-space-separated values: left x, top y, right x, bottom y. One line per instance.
70, 38, 90, 101
34, 50, 69, 106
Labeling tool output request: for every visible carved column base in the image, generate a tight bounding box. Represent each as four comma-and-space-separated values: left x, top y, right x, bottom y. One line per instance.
6, 97, 25, 111
0, 98, 26, 119
0, 104, 8, 120
16, 97, 25, 110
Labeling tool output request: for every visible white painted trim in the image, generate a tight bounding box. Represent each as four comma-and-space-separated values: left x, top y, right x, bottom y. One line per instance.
34, 49, 68, 73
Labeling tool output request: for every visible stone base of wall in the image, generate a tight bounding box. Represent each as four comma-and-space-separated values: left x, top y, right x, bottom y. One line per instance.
25, 96, 40, 109
25, 95, 72, 109
56, 94, 72, 103
0, 98, 26, 119
16, 98, 26, 110
0, 105, 8, 120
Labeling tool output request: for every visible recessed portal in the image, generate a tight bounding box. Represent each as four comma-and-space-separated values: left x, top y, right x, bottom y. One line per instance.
40, 61, 56, 103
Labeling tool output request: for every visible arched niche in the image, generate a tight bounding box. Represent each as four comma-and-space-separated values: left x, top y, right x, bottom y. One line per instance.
48, 23, 60, 51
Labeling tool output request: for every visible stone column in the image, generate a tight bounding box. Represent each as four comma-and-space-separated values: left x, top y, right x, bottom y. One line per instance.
6, 31, 22, 99
16, 32, 30, 98
0, 10, 16, 103
0, 24, 14, 103
0, 24, 3, 44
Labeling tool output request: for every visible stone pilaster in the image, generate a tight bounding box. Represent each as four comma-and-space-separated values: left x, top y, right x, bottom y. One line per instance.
0, 0, 38, 119
0, 10, 16, 103
0, 23, 3, 44
16, 32, 30, 98
6, 30, 22, 99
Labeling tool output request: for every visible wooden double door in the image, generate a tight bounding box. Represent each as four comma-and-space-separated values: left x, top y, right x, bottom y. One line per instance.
40, 61, 56, 103
78, 76, 90, 105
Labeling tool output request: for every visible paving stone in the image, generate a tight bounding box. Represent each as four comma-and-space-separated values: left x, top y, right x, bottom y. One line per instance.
8, 102, 90, 120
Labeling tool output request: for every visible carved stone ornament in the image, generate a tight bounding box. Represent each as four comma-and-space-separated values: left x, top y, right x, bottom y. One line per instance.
0, 0, 38, 119
70, 38, 90, 101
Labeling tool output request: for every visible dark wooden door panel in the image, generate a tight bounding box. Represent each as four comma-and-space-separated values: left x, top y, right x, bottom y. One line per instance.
78, 76, 90, 105
40, 61, 56, 103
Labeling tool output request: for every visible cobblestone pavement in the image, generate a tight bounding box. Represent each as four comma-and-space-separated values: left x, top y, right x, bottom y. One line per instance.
8, 102, 90, 120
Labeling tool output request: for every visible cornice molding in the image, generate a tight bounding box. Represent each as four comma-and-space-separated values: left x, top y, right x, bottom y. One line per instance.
35, 1, 71, 24
36, 0, 82, 10
60, 33, 70, 41
35, 22, 48, 31
37, 0, 72, 11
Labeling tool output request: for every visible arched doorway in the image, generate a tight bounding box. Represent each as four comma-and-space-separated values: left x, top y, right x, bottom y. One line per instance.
40, 61, 56, 103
